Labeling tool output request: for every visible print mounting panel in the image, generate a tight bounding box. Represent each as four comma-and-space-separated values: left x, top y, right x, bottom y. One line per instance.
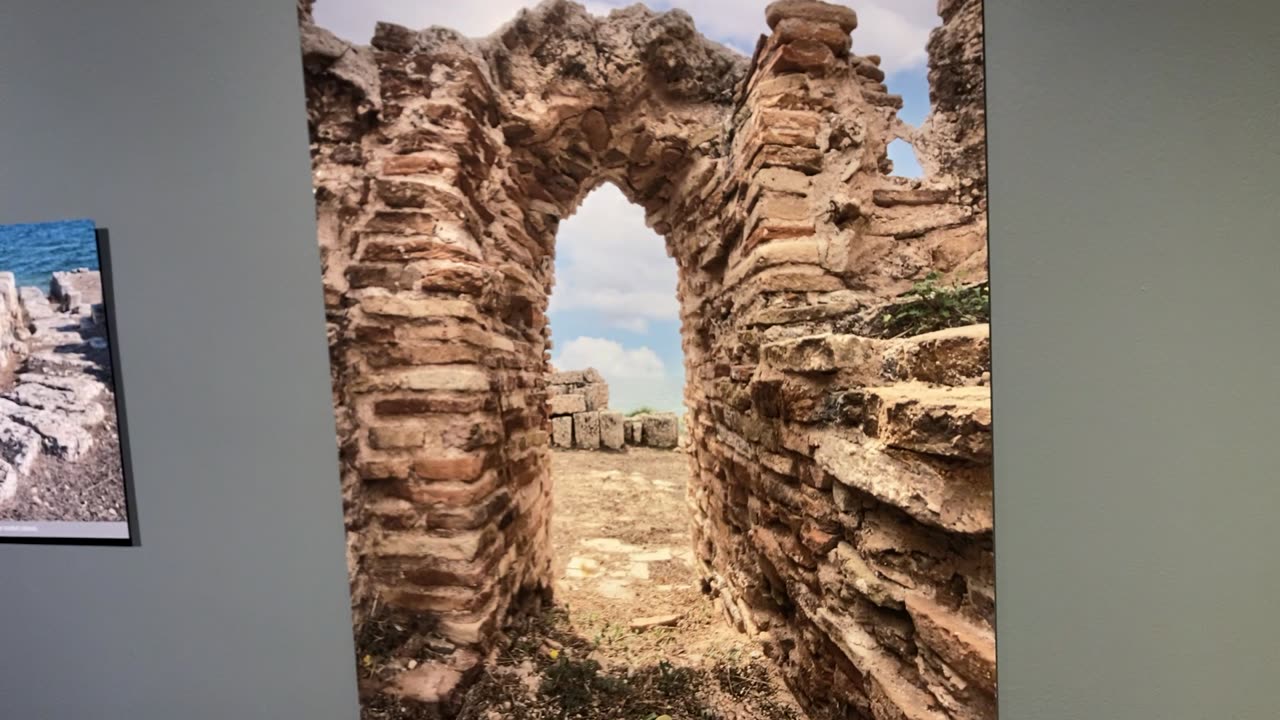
0, 220, 136, 546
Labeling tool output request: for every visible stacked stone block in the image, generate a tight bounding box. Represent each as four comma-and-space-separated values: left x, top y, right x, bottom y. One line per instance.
301, 0, 991, 716
624, 413, 679, 449
547, 367, 678, 450
546, 368, 617, 449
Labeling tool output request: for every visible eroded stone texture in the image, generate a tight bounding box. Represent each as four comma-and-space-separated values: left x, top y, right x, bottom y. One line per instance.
640, 413, 679, 449
598, 411, 624, 450
573, 411, 601, 449
550, 415, 573, 448
302, 0, 991, 716
0, 273, 116, 500
545, 367, 636, 450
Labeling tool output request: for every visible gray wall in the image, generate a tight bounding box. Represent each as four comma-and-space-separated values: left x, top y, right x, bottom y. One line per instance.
0, 1, 359, 718
987, 1, 1280, 718
1, 0, 1277, 718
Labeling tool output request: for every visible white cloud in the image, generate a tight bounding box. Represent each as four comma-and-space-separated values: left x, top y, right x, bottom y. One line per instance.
847, 0, 939, 75
631, 0, 939, 73
313, 0, 538, 43
553, 336, 685, 413
311, 0, 940, 75
548, 184, 679, 334
553, 336, 665, 379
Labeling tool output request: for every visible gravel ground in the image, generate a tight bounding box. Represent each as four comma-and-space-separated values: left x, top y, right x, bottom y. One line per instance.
449, 447, 805, 720
0, 400, 128, 523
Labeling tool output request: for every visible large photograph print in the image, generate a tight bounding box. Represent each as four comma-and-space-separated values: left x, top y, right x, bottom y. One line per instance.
0, 219, 133, 544
300, 0, 991, 717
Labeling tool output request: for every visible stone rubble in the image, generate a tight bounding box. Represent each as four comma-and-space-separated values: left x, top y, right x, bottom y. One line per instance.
546, 367, 679, 450
301, 0, 992, 716
0, 270, 114, 502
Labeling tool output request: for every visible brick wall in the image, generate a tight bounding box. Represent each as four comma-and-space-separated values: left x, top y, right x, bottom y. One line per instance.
301, 1, 993, 716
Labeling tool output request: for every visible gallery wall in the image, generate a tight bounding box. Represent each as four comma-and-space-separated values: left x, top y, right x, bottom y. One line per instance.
987, 1, 1280, 718
0, 0, 1277, 718
0, 1, 359, 718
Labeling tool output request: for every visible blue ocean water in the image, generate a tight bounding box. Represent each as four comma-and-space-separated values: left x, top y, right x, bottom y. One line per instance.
0, 218, 100, 290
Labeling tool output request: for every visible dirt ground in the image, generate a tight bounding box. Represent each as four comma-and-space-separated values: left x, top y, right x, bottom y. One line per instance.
0, 400, 128, 522
451, 447, 804, 720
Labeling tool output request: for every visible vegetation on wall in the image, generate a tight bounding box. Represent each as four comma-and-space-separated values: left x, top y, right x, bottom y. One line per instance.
875, 272, 990, 338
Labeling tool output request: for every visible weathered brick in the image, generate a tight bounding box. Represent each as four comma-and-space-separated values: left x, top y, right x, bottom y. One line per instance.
352, 366, 490, 393
372, 393, 490, 416
362, 211, 439, 235
774, 17, 851, 55
754, 110, 821, 149
369, 425, 427, 449
360, 236, 479, 263
413, 453, 487, 482
382, 152, 460, 176
359, 293, 479, 320
765, 0, 858, 32
345, 263, 418, 291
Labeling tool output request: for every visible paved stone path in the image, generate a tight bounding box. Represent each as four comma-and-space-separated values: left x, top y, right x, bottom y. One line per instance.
0, 284, 113, 503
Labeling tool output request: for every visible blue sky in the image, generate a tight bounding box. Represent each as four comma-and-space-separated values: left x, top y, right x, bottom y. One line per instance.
314, 0, 941, 412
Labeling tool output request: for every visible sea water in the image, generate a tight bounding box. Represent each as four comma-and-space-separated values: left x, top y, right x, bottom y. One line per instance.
0, 218, 100, 291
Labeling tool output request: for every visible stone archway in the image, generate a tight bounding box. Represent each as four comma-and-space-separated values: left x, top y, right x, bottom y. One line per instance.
301, 0, 993, 717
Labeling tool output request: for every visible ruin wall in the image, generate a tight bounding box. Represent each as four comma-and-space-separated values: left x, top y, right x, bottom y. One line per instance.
301, 0, 993, 716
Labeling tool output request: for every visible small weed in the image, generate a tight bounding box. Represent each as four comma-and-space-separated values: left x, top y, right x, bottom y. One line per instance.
594, 622, 629, 646
649, 627, 677, 647
877, 271, 989, 337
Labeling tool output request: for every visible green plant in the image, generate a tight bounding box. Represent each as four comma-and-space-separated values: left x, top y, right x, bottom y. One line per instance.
627, 406, 658, 417
649, 626, 676, 646
599, 622, 629, 646
879, 271, 989, 337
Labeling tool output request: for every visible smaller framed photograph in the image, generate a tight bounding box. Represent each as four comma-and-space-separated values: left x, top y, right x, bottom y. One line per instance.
0, 219, 136, 545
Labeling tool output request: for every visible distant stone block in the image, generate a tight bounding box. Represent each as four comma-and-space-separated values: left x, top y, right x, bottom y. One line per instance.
625, 418, 643, 445
18, 287, 54, 322
548, 393, 586, 416
573, 411, 600, 449
599, 411, 624, 450
60, 289, 81, 312
551, 416, 573, 448
642, 413, 679, 448
583, 382, 609, 411
549, 370, 587, 385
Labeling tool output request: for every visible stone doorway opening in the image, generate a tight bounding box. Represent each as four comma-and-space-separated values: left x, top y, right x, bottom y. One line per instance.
543, 181, 698, 626
524, 183, 807, 717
